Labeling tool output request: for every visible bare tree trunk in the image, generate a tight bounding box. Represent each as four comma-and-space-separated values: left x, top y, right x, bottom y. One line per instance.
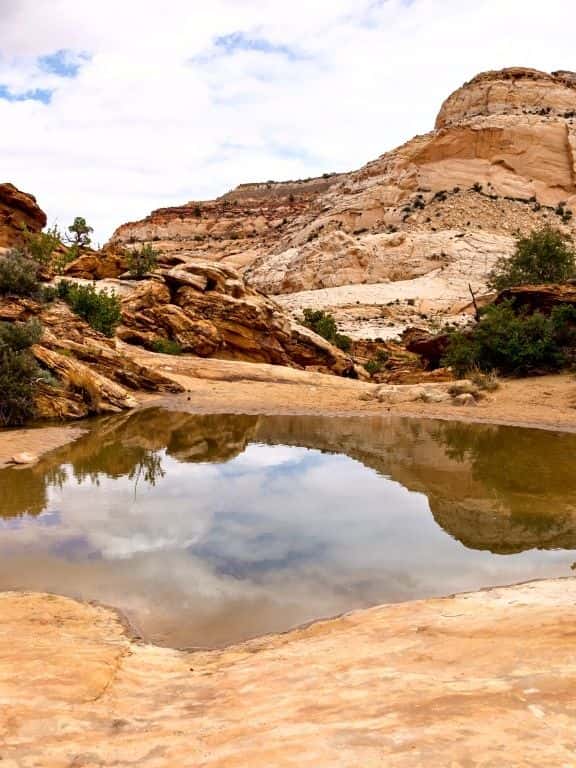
468, 283, 481, 322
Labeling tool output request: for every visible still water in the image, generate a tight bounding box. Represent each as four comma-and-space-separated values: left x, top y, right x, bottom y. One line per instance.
1, 409, 575, 648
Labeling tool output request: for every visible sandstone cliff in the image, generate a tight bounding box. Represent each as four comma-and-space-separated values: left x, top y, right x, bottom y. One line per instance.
108, 67, 576, 339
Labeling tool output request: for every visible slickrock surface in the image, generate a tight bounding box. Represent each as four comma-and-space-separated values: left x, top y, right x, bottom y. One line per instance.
1, 579, 575, 766
0, 182, 46, 250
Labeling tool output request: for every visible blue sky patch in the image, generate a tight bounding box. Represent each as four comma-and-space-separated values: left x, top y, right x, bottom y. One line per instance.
0, 85, 53, 104
38, 49, 87, 78
213, 32, 306, 62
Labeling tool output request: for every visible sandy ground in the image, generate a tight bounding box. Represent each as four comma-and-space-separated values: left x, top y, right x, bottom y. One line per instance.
1, 579, 575, 766
135, 353, 576, 432
1, 358, 576, 464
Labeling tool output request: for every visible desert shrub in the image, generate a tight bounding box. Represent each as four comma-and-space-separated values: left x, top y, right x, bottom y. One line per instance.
442, 300, 574, 376
364, 349, 390, 376
0, 318, 42, 351
127, 244, 158, 278
302, 309, 352, 352
364, 359, 381, 376
334, 333, 352, 352
0, 319, 44, 426
488, 227, 576, 291
22, 224, 62, 265
150, 338, 183, 355
0, 250, 41, 297
56, 281, 121, 337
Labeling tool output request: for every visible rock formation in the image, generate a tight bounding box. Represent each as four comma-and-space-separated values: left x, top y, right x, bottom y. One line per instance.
66, 254, 355, 375
109, 67, 576, 339
0, 183, 46, 251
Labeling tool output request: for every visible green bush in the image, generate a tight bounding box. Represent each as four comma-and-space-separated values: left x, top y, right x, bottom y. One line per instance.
488, 227, 576, 291
364, 359, 381, 376
150, 338, 183, 355
0, 318, 42, 351
22, 224, 62, 265
0, 250, 41, 297
442, 300, 576, 376
128, 244, 158, 278
57, 281, 121, 337
0, 319, 43, 426
302, 309, 352, 352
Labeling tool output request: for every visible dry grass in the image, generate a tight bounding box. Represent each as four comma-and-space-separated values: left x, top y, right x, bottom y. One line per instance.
66, 369, 102, 411
468, 366, 500, 392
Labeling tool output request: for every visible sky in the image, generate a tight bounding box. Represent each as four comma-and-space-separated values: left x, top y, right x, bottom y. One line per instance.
1, 0, 576, 244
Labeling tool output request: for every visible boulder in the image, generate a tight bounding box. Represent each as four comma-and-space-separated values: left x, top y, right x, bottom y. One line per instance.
10, 452, 38, 465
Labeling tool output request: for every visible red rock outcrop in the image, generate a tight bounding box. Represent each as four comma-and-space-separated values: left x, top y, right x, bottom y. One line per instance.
495, 283, 576, 314
0, 183, 47, 250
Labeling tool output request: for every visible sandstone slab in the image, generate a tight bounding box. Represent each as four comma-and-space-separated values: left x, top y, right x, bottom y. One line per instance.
1, 579, 576, 766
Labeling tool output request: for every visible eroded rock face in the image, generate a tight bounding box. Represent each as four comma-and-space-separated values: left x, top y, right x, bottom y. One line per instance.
496, 283, 576, 314
246, 229, 515, 294
0, 183, 47, 250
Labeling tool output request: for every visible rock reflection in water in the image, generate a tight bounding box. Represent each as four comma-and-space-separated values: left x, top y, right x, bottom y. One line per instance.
0, 409, 575, 648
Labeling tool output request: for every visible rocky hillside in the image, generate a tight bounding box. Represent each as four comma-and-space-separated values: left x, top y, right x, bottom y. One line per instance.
109, 68, 576, 339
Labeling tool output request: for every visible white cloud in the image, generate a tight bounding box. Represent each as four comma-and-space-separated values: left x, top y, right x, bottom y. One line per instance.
1, 0, 575, 243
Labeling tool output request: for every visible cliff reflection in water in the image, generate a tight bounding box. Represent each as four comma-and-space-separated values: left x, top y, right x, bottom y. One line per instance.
1, 409, 575, 648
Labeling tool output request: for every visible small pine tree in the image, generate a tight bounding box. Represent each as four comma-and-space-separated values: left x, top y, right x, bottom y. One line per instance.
67, 217, 93, 248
